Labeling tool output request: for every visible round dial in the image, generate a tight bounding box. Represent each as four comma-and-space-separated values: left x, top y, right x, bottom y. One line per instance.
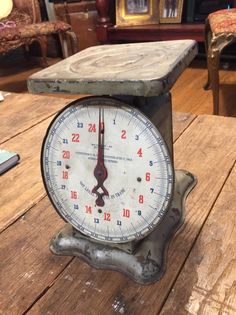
41, 97, 173, 243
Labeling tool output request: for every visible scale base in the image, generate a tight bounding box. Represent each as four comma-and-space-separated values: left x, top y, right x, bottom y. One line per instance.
50, 170, 196, 284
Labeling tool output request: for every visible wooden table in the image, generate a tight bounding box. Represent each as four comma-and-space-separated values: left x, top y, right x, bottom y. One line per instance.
0, 92, 235, 315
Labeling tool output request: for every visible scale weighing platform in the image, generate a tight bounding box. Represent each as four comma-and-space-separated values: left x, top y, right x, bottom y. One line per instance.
28, 40, 198, 284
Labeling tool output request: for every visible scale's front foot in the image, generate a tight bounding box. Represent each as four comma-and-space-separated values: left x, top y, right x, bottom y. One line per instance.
50, 170, 197, 285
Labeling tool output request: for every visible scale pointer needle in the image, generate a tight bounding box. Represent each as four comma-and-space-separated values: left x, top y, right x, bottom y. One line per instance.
92, 107, 109, 207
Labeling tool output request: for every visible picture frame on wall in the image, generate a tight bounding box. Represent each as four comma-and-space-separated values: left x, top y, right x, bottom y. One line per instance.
159, 0, 184, 23
116, 0, 159, 27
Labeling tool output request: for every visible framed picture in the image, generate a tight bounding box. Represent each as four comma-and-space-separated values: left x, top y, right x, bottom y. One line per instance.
116, 0, 159, 27
159, 0, 184, 23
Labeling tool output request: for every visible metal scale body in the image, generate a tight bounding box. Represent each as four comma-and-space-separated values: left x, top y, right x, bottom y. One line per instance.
28, 40, 198, 284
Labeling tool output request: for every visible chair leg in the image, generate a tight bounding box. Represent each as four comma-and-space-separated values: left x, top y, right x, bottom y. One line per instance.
37, 36, 49, 67
203, 18, 212, 90
204, 58, 211, 91
208, 46, 220, 115
59, 33, 69, 58
208, 34, 234, 115
66, 30, 79, 55
59, 31, 78, 59
23, 45, 31, 61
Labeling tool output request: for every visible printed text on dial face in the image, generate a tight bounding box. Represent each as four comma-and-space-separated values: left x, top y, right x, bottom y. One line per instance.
42, 99, 173, 243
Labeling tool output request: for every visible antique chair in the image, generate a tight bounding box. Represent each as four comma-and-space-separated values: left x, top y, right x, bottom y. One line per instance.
204, 8, 236, 115
0, 0, 78, 66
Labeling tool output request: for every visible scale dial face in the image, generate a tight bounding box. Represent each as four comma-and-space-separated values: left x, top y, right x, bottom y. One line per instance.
41, 97, 173, 243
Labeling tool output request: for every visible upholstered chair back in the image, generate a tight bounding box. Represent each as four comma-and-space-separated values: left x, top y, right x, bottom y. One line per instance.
13, 0, 41, 23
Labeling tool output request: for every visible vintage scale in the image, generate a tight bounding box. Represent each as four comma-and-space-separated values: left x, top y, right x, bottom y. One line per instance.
28, 40, 198, 284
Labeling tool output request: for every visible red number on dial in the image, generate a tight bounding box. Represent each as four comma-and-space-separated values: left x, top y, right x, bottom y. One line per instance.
104, 213, 111, 221
121, 130, 126, 139
145, 172, 151, 181
137, 148, 142, 157
62, 150, 70, 159
71, 191, 77, 199
88, 123, 96, 132
62, 171, 68, 179
85, 205, 92, 214
139, 195, 144, 204
72, 133, 80, 142
123, 209, 130, 218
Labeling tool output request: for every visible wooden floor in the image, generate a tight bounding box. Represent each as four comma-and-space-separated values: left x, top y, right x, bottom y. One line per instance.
1, 53, 236, 117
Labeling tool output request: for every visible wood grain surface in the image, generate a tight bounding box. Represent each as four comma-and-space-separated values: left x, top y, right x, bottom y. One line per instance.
1, 92, 235, 315
0, 198, 72, 315
25, 115, 236, 315
172, 112, 196, 141
0, 92, 72, 144
0, 118, 52, 232
160, 164, 236, 315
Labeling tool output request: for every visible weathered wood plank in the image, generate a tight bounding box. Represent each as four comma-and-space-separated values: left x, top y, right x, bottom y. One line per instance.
0, 92, 72, 144
0, 117, 52, 232
0, 197, 72, 315
0, 190, 125, 315
160, 164, 236, 315
26, 115, 236, 315
172, 111, 196, 141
